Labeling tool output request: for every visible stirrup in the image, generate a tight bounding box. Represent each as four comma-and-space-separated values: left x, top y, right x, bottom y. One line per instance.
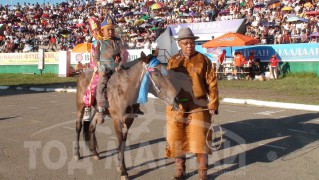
83, 107, 91, 121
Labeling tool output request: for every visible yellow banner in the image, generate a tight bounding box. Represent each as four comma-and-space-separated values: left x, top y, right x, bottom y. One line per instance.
0, 52, 59, 65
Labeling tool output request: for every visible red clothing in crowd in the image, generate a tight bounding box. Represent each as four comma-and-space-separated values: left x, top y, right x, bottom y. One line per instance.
234, 53, 245, 66
218, 52, 226, 64
270, 56, 279, 67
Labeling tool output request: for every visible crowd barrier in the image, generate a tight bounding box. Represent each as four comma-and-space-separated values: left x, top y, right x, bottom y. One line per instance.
0, 45, 318, 76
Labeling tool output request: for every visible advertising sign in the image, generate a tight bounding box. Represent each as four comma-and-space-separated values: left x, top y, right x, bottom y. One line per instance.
0, 52, 59, 65
202, 43, 319, 62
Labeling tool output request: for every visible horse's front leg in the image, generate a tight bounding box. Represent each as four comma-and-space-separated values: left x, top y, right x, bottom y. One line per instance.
89, 121, 100, 160
113, 119, 129, 179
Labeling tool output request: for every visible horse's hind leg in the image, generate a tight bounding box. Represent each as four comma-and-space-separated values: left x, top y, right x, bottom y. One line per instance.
74, 109, 83, 160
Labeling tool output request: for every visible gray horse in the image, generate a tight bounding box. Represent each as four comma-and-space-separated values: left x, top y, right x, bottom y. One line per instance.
74, 52, 179, 179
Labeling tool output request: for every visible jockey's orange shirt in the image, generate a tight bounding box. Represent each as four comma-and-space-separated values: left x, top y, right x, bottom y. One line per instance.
234, 54, 245, 67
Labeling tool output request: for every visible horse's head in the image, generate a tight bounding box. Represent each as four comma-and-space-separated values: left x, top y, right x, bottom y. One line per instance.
140, 52, 180, 111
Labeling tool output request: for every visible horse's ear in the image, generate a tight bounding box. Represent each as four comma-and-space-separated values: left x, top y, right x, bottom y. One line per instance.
140, 51, 150, 64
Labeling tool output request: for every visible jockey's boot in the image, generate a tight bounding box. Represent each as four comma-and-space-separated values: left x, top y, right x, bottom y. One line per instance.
96, 106, 105, 124
136, 108, 144, 115
173, 157, 186, 180
83, 107, 91, 121
197, 153, 208, 180
132, 104, 144, 115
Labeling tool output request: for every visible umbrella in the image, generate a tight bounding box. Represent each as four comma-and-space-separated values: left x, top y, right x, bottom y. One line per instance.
281, 6, 293, 11
120, 6, 130, 11
145, 0, 155, 6
155, 12, 165, 17
189, 12, 200, 17
202, 32, 259, 53
306, 11, 319, 16
309, 32, 319, 37
254, 3, 265, 8
227, 0, 237, 4
133, 11, 142, 15
76, 22, 86, 27
129, 33, 138, 37
304, 2, 313, 8
50, 14, 58, 19
261, 21, 275, 27
95, 0, 103, 4
58, 29, 71, 35
267, 0, 280, 9
287, 16, 308, 23
179, 13, 190, 17
124, 11, 133, 17
140, 15, 150, 20
18, 27, 28, 33
150, 26, 158, 31
185, 1, 194, 6
134, 19, 144, 26
136, 36, 144, 40
267, 0, 280, 6
140, 23, 153, 28
41, 13, 49, 19
150, 2, 163, 10
218, 10, 230, 15
72, 43, 92, 53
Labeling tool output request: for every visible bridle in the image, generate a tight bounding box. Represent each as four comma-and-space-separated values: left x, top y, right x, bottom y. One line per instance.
144, 63, 169, 101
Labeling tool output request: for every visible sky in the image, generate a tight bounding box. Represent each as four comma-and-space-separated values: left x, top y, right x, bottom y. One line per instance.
6, 0, 67, 6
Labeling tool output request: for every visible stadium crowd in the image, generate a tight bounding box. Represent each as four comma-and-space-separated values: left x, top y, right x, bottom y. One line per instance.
0, 0, 318, 53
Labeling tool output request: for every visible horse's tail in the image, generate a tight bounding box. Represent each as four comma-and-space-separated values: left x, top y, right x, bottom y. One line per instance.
83, 121, 98, 151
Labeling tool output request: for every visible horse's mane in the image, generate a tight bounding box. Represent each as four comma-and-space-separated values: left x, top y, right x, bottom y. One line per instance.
122, 58, 141, 69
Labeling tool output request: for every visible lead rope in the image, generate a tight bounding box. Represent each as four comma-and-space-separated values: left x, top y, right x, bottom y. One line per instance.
177, 108, 223, 151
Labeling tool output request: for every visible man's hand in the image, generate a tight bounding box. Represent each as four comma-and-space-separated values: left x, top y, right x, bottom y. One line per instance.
115, 65, 122, 71
209, 109, 218, 115
114, 55, 121, 63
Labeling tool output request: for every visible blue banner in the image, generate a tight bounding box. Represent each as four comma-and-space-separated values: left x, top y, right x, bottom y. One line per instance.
200, 43, 319, 62
169, 19, 245, 36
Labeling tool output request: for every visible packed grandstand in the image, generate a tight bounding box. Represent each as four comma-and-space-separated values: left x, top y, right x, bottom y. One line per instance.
0, 0, 318, 53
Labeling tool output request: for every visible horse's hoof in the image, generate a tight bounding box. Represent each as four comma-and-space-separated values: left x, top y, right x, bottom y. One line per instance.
120, 175, 129, 180
93, 155, 100, 160
74, 155, 80, 161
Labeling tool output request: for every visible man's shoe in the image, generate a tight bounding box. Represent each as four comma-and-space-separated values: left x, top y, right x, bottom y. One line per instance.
83, 107, 91, 121
173, 170, 186, 180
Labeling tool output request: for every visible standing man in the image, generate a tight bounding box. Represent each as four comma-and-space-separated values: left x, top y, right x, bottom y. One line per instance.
166, 27, 219, 180
216, 49, 226, 80
269, 54, 279, 79
233, 51, 245, 80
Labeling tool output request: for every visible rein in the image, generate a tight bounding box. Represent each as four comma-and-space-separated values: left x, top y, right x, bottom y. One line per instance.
176, 108, 223, 151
